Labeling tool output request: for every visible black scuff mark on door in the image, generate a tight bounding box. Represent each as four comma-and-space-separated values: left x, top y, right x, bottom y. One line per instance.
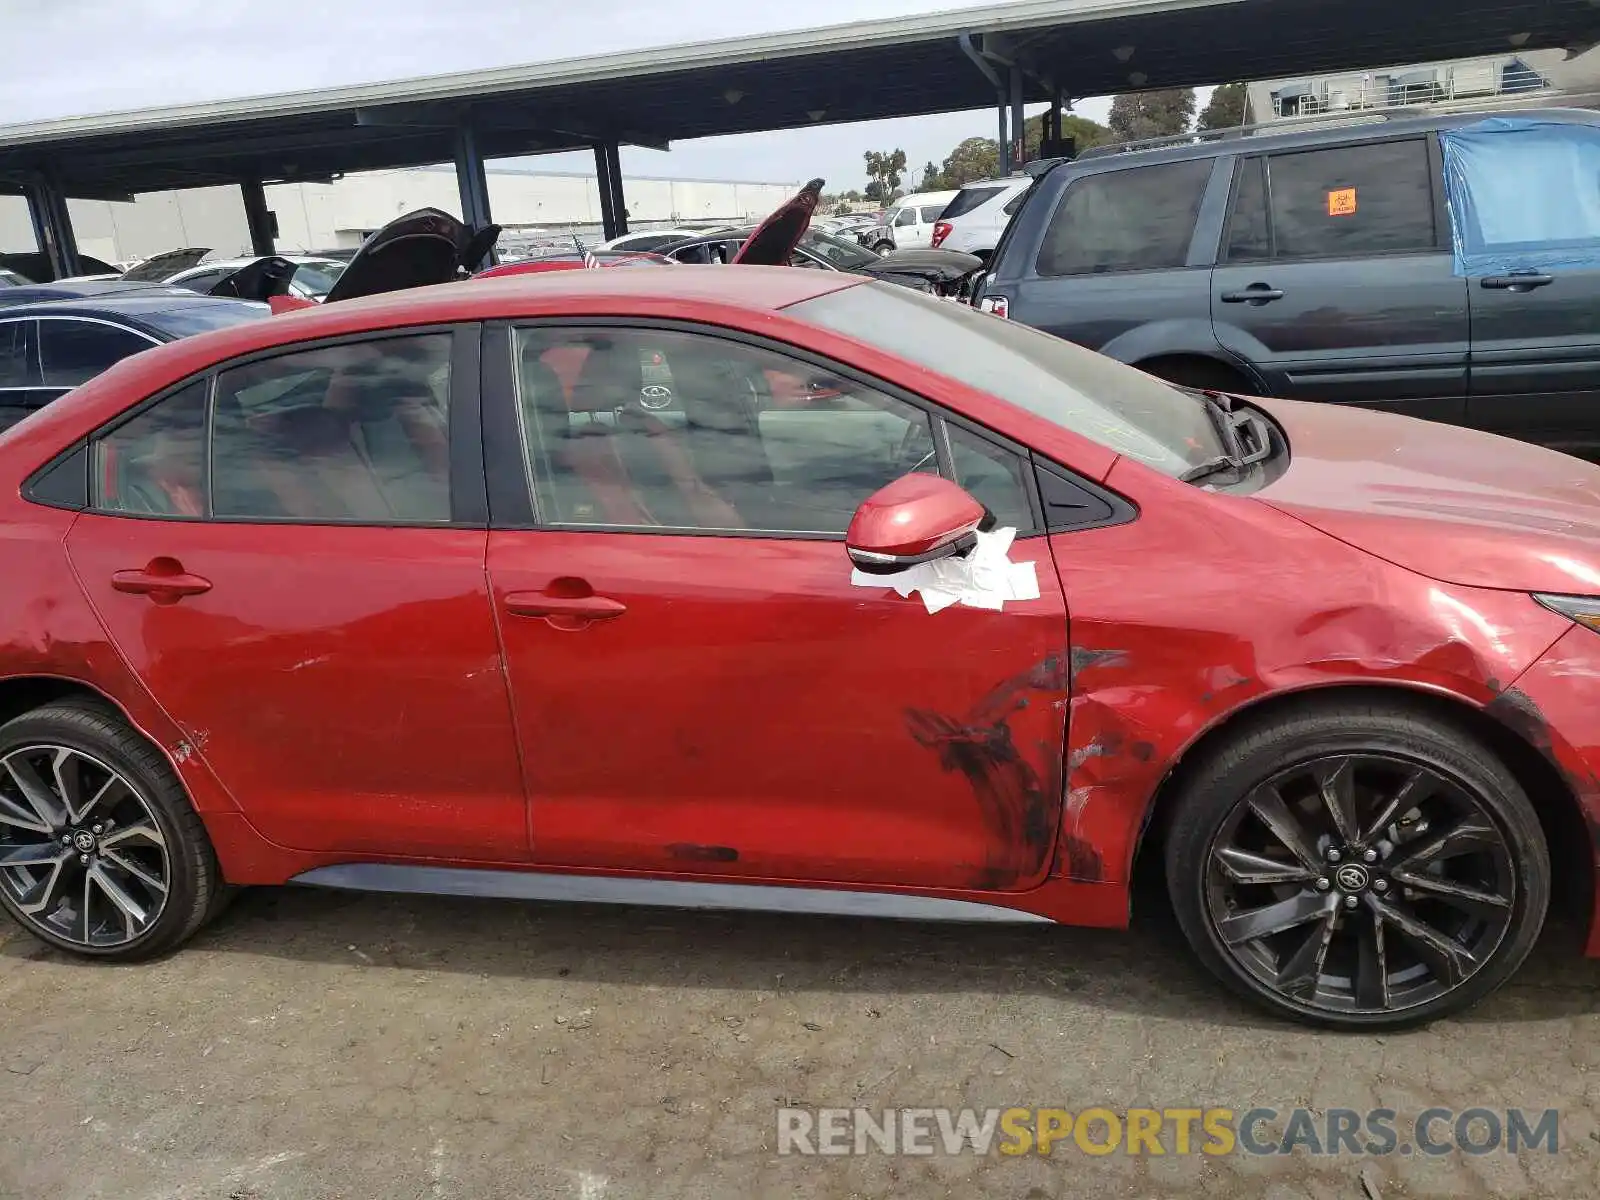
1069, 647, 1128, 687
667, 843, 740, 863
905, 654, 1096, 889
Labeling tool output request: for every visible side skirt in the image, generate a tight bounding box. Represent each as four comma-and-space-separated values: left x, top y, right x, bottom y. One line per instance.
290, 863, 1056, 924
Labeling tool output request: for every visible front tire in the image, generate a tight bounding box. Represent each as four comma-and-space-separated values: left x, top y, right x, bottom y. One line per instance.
872, 241, 895, 255
0, 701, 223, 960
1164, 698, 1549, 1029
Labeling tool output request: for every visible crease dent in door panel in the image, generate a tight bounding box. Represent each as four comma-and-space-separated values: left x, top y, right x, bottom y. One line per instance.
904, 652, 1095, 888
61, 527, 241, 812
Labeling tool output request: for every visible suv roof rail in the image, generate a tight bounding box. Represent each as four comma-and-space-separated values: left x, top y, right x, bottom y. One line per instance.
1072, 106, 1432, 161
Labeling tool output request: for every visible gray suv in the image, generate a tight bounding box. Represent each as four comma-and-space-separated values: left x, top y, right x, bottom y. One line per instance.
977, 107, 1600, 455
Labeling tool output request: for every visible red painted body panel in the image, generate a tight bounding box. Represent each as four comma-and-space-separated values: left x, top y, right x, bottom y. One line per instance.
1056, 456, 1574, 885
487, 530, 1070, 890
64, 517, 527, 859
1253, 394, 1600, 593
3, 267, 1600, 958
1484, 626, 1600, 953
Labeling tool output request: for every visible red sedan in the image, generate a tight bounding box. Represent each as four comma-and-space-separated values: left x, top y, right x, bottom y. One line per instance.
1, 266, 1597, 1029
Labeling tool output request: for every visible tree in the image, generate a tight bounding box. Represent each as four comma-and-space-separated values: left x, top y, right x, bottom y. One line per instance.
939, 137, 1000, 187
918, 161, 944, 191
863, 149, 908, 200
1107, 88, 1197, 142
1197, 82, 1250, 131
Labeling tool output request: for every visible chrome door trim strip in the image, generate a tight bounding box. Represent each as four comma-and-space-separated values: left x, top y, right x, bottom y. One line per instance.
291, 863, 1055, 923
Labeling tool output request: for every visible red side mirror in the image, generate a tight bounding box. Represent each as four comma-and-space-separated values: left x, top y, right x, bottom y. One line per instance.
846, 473, 990, 575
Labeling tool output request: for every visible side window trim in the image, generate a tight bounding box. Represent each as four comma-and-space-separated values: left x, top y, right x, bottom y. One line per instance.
483, 316, 1047, 540
1033, 158, 1216, 278
35, 316, 161, 390
82, 323, 483, 527
1259, 135, 1441, 263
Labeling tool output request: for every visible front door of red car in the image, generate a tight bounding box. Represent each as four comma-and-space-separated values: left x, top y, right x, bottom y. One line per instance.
65, 329, 530, 861
483, 321, 1070, 892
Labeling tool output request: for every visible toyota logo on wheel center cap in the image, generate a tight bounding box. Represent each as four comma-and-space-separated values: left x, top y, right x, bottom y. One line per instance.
72, 830, 96, 853
1335, 864, 1370, 892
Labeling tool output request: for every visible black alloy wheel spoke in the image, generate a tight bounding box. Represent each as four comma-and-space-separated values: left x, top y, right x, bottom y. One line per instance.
0, 746, 169, 948
1246, 785, 1323, 870
1207, 753, 1516, 1016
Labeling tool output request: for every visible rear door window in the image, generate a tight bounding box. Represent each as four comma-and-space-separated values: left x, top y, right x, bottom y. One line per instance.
1036, 159, 1213, 277
942, 186, 1007, 219
0, 319, 37, 387
1264, 139, 1437, 259
919, 206, 945, 223
39, 320, 156, 387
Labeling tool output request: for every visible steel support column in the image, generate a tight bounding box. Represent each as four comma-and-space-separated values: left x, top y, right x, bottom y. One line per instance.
241, 179, 277, 256
454, 121, 495, 268
1010, 66, 1027, 169
594, 142, 627, 241
25, 175, 79, 280
958, 33, 1011, 176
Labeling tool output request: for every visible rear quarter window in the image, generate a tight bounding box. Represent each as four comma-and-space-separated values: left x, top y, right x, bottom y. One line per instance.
941, 186, 1007, 220
1036, 159, 1213, 277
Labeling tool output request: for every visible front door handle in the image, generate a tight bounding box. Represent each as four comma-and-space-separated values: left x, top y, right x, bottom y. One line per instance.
111, 557, 212, 604
1481, 272, 1554, 291
1220, 285, 1284, 304
504, 588, 626, 628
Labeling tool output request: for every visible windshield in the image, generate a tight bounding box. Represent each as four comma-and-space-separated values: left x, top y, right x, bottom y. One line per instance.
800, 230, 879, 269
141, 300, 270, 338
787, 282, 1228, 475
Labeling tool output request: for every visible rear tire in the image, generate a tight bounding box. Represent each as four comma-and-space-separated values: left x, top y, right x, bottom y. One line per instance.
0, 701, 223, 960
1164, 698, 1549, 1029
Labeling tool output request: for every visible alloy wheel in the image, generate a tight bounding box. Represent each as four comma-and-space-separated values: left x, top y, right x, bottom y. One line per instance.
0, 745, 171, 948
1204, 753, 1517, 1017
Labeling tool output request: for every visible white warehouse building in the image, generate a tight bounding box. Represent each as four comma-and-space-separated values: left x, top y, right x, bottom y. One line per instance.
0, 164, 803, 265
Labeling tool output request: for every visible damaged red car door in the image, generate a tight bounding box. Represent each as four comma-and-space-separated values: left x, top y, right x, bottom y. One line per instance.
484, 320, 1072, 892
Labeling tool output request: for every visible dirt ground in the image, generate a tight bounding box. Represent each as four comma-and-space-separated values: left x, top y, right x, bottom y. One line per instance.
2, 883, 1598, 1200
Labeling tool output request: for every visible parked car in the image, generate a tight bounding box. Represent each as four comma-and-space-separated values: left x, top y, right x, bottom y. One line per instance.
652, 183, 983, 299
930, 176, 1031, 259
595, 229, 703, 254
165, 256, 348, 301
6, 263, 1600, 1031
0, 252, 122, 283
0, 208, 498, 427
975, 105, 1600, 456
0, 292, 268, 432
857, 190, 960, 253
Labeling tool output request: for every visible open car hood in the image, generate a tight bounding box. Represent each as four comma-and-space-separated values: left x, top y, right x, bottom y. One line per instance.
853, 247, 983, 286
206, 256, 299, 302
121, 247, 212, 282
732, 178, 823, 266
0, 251, 121, 283
322, 208, 502, 303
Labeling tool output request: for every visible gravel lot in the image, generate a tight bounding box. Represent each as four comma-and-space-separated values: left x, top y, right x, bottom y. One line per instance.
2, 882, 1598, 1199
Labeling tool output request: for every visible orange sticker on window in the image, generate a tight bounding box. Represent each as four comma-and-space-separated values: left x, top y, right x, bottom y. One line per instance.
1327, 187, 1358, 216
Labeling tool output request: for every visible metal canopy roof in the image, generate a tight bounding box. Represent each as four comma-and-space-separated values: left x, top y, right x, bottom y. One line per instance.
2, 0, 1597, 197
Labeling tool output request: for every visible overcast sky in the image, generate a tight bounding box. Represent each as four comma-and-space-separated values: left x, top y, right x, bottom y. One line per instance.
0, 0, 1207, 190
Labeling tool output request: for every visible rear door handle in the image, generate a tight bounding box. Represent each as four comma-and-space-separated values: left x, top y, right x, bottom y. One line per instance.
504, 590, 626, 623
1481, 273, 1554, 291
1220, 286, 1284, 304
110, 558, 212, 604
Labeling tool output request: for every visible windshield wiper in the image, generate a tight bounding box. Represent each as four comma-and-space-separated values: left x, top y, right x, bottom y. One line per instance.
1181, 402, 1275, 485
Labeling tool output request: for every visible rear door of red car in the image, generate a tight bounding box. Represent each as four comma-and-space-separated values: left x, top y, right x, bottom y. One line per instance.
64, 325, 531, 861
480, 318, 1070, 893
